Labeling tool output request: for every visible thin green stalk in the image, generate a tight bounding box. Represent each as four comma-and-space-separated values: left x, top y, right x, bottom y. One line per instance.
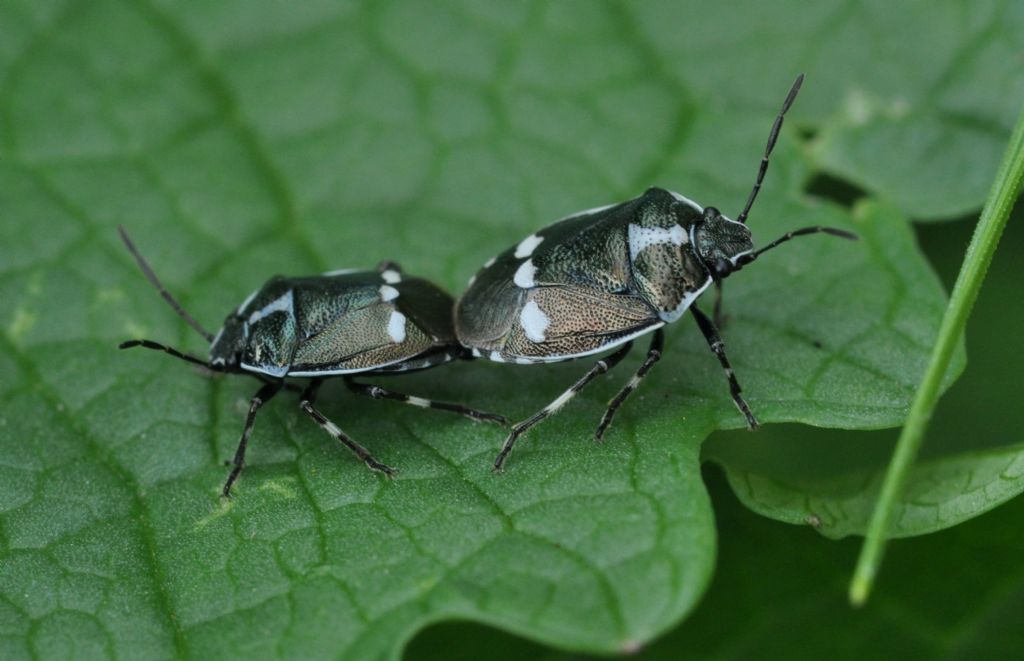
849, 103, 1024, 606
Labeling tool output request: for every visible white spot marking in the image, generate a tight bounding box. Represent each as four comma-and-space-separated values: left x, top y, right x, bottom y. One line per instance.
547, 389, 575, 413
558, 201, 619, 222
210, 326, 225, 349
515, 357, 534, 364
513, 259, 537, 288
379, 284, 399, 302
471, 348, 483, 358
667, 190, 704, 211
483, 255, 497, 268
708, 215, 754, 266
510, 323, 665, 363
387, 310, 407, 343
240, 362, 289, 378
407, 396, 430, 408
660, 275, 714, 323
323, 420, 342, 436
489, 351, 505, 363
236, 287, 261, 314
284, 353, 410, 377
728, 249, 754, 266
322, 267, 360, 276
519, 300, 550, 342
628, 223, 686, 262
514, 234, 544, 258
247, 290, 293, 325
381, 269, 402, 284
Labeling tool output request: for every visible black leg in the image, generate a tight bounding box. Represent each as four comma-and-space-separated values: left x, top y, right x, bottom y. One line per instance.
256, 374, 303, 393
222, 380, 283, 497
494, 341, 634, 472
691, 304, 759, 429
119, 339, 218, 371
595, 329, 665, 440
712, 280, 727, 330
299, 379, 395, 476
344, 378, 507, 424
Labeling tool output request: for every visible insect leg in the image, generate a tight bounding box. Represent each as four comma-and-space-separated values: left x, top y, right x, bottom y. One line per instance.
299, 378, 396, 476
494, 341, 634, 472
222, 380, 283, 497
595, 328, 665, 440
119, 339, 218, 371
344, 378, 507, 424
712, 281, 727, 329
690, 304, 759, 429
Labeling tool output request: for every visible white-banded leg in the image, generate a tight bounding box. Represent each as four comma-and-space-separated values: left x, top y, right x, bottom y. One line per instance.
299, 378, 395, 476
691, 304, 759, 429
595, 328, 665, 440
494, 341, 634, 471
344, 378, 507, 424
222, 380, 283, 497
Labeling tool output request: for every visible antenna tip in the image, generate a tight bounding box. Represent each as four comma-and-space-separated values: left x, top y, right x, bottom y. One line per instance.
117, 225, 135, 248
826, 228, 860, 241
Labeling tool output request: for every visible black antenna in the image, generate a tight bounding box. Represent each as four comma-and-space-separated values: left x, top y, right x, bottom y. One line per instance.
119, 339, 219, 368
736, 225, 858, 267
118, 225, 215, 342
736, 73, 804, 225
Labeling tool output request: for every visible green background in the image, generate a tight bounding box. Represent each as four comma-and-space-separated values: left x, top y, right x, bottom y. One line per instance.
1, 1, 1022, 659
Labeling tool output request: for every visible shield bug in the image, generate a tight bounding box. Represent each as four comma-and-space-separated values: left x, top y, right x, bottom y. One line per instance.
454, 74, 857, 471
118, 228, 506, 496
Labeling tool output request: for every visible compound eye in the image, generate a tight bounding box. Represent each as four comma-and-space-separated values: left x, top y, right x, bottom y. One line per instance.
703, 206, 719, 221
713, 258, 732, 279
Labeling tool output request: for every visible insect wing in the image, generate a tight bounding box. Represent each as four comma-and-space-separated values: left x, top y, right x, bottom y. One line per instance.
503, 284, 659, 361
457, 197, 660, 361
288, 274, 437, 375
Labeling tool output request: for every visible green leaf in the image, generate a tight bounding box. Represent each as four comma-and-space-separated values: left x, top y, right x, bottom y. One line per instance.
627, 1, 1024, 221
407, 473, 1024, 660
708, 430, 1024, 539
704, 202, 1024, 540
0, 2, 1016, 659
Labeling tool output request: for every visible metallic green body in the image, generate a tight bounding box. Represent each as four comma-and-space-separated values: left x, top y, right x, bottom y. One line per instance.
455, 187, 753, 362
210, 267, 461, 378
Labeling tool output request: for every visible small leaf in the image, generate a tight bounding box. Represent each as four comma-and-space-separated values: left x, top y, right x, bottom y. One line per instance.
708, 433, 1024, 539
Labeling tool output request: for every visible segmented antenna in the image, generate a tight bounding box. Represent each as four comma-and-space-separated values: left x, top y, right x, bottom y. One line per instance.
736, 225, 858, 267
736, 73, 804, 225
118, 226, 215, 342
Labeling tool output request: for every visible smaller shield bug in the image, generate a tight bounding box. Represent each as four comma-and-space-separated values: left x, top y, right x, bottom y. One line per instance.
454, 74, 858, 470
118, 228, 506, 496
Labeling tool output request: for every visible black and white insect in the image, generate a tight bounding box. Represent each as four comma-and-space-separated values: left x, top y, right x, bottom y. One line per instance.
118, 228, 505, 496
454, 74, 857, 470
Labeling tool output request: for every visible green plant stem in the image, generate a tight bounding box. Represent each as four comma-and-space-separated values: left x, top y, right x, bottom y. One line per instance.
849, 103, 1024, 606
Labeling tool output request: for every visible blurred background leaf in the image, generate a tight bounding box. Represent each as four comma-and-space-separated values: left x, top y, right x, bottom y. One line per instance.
0, 1, 1021, 659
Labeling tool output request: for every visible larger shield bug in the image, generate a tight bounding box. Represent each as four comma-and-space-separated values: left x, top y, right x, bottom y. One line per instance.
454, 75, 857, 470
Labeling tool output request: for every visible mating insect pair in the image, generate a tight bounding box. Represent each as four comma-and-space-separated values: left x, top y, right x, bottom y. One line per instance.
121, 74, 856, 495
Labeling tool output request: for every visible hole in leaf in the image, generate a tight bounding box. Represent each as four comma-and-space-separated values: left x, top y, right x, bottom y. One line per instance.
804, 173, 867, 208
